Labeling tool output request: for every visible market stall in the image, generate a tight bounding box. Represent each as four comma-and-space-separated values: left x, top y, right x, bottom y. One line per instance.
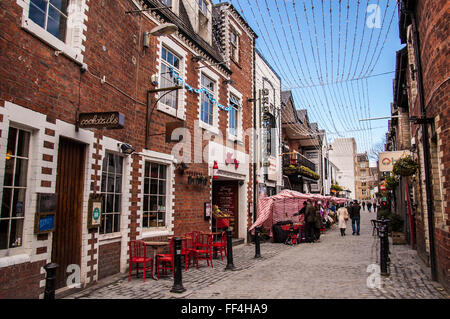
248, 190, 349, 239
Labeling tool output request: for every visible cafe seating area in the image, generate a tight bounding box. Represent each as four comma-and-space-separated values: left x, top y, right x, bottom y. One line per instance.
128, 231, 227, 282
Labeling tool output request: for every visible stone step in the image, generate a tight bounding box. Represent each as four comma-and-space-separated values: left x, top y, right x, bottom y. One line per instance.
232, 238, 245, 247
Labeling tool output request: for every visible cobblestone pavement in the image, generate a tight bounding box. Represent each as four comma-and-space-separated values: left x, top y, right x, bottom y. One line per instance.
67, 209, 449, 299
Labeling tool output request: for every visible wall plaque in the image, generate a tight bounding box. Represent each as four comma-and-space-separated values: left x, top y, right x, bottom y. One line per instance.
88, 194, 104, 229
34, 193, 57, 234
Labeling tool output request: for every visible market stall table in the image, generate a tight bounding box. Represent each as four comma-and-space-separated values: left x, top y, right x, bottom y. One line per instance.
142, 241, 170, 280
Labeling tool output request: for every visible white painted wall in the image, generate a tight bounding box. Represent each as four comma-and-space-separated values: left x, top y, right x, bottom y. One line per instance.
329, 138, 357, 199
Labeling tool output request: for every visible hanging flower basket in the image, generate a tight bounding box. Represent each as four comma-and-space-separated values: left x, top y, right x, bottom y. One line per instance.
393, 155, 418, 176
298, 165, 320, 180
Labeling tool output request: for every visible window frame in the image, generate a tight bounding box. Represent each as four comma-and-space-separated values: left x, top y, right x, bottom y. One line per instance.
28, 0, 69, 42
229, 27, 239, 63
227, 85, 243, 142
142, 162, 168, 230
99, 151, 124, 236
200, 73, 215, 126
0, 126, 31, 251
156, 37, 187, 120
197, 65, 219, 135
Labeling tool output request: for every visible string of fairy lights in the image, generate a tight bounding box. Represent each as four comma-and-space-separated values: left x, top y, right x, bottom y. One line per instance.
230, 0, 398, 156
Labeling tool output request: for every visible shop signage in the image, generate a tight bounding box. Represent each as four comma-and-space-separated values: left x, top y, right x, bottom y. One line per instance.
225, 152, 239, 169
378, 150, 411, 172
267, 156, 277, 181
78, 112, 125, 129
88, 194, 104, 229
34, 193, 57, 234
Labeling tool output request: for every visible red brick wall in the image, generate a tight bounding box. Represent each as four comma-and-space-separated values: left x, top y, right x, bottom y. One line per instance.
98, 242, 121, 280
412, 0, 450, 291
0, 260, 46, 299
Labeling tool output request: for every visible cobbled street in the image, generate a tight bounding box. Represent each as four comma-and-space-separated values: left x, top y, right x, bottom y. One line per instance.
67, 209, 449, 299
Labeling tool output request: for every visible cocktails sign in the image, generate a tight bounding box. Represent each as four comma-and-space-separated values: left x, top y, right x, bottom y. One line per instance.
78, 112, 125, 129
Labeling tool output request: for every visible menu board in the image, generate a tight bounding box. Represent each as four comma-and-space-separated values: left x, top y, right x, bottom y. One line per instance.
215, 185, 234, 218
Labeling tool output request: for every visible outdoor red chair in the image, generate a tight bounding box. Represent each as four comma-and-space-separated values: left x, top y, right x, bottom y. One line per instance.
181, 234, 194, 270
128, 240, 153, 282
191, 233, 214, 268
155, 238, 174, 279
211, 231, 227, 260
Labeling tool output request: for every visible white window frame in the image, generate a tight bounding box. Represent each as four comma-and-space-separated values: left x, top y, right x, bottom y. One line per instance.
0, 126, 31, 252
228, 19, 242, 64
198, 0, 207, 15
156, 36, 187, 121
227, 85, 243, 142
197, 65, 219, 135
99, 151, 124, 236
17, 0, 89, 65
142, 161, 168, 230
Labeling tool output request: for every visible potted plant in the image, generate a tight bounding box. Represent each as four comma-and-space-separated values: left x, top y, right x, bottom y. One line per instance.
283, 165, 298, 175
393, 155, 418, 176
390, 214, 406, 245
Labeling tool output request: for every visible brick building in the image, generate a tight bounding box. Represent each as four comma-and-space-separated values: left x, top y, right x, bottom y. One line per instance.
394, 0, 449, 291
0, 0, 256, 298
355, 153, 370, 201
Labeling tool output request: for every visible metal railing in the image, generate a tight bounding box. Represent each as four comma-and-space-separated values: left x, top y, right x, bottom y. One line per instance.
282, 151, 316, 172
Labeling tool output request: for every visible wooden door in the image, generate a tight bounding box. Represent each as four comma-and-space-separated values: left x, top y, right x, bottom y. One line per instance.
51, 137, 85, 290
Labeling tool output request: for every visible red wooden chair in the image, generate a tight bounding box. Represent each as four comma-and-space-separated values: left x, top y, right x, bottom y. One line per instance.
181, 234, 194, 270
155, 238, 174, 279
128, 240, 153, 282
191, 233, 214, 268
211, 231, 227, 260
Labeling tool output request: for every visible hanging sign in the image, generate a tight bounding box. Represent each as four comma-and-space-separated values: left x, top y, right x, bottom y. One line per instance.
169, 67, 233, 111
78, 112, 125, 129
378, 150, 411, 172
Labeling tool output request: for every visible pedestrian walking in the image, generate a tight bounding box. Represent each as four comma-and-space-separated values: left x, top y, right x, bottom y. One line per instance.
336, 204, 349, 236
373, 201, 377, 213
367, 202, 372, 212
362, 201, 366, 211
314, 202, 323, 242
304, 199, 316, 243
350, 200, 361, 235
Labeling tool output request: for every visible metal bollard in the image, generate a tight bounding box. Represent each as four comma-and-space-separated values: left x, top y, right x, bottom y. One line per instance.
254, 227, 261, 258
225, 229, 236, 270
43, 263, 59, 299
378, 223, 389, 276
170, 237, 186, 293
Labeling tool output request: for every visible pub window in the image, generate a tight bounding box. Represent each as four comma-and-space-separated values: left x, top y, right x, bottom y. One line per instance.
230, 28, 239, 63
160, 46, 181, 110
200, 73, 215, 125
28, 0, 68, 42
0, 127, 31, 249
142, 162, 167, 228
100, 152, 123, 234
228, 94, 240, 137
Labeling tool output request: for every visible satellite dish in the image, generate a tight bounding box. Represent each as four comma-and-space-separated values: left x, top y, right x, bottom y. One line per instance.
149, 23, 178, 36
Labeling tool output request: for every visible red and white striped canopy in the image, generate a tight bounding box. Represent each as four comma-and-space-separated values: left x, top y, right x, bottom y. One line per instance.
249, 190, 349, 232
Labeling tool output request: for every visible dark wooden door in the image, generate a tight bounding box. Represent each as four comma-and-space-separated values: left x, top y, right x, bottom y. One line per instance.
52, 137, 85, 290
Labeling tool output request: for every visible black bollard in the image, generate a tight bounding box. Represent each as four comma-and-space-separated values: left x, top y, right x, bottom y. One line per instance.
254, 227, 261, 258
225, 229, 236, 270
170, 237, 186, 293
43, 263, 59, 299
378, 223, 389, 276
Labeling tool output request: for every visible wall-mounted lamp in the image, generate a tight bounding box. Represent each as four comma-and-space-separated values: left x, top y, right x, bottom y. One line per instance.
223, 79, 234, 85
119, 143, 136, 155
177, 161, 189, 174
192, 55, 205, 62
142, 23, 178, 50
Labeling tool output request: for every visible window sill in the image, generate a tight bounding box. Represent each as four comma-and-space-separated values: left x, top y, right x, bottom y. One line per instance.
157, 103, 185, 121
141, 228, 171, 239
199, 121, 219, 135
98, 232, 122, 243
0, 253, 30, 268
21, 17, 85, 67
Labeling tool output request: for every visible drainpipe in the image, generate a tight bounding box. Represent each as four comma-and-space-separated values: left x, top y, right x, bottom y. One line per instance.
253, 38, 258, 224
408, 8, 437, 281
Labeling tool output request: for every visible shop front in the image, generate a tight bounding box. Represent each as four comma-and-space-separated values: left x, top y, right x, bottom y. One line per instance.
208, 142, 249, 241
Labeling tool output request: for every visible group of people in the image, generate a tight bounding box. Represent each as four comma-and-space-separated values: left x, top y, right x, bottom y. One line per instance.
336, 200, 362, 236
361, 200, 378, 213
297, 199, 327, 243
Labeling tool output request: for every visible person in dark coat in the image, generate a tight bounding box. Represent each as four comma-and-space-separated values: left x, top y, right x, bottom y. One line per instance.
350, 200, 361, 235
304, 199, 316, 243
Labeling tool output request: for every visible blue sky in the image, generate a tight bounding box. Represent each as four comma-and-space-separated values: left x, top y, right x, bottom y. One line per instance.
213, 0, 403, 155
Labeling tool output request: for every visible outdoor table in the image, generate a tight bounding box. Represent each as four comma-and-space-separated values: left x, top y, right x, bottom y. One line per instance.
142, 241, 169, 280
